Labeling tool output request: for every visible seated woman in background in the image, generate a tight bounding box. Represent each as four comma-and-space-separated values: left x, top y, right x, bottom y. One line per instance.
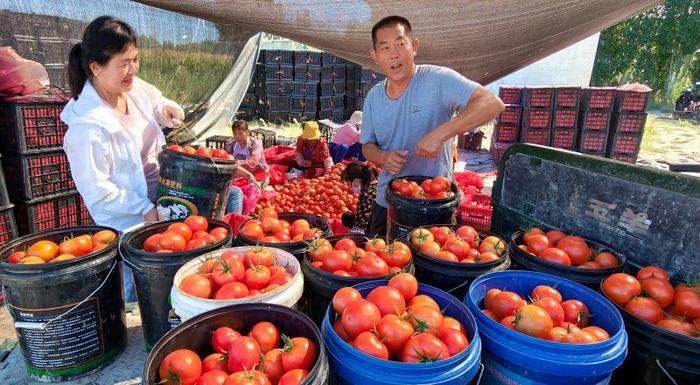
224, 120, 268, 214
329, 111, 364, 163
295, 121, 333, 178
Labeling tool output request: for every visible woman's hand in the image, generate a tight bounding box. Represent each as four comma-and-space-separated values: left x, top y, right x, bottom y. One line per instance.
162, 104, 185, 127
144, 207, 159, 222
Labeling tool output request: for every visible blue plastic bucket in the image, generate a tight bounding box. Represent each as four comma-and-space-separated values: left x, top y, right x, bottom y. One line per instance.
466, 270, 627, 385
321, 279, 482, 385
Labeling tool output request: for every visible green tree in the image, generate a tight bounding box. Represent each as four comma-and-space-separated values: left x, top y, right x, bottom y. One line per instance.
591, 0, 700, 105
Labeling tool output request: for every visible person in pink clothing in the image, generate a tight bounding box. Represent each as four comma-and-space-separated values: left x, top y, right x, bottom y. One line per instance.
329, 111, 365, 163
225, 120, 269, 180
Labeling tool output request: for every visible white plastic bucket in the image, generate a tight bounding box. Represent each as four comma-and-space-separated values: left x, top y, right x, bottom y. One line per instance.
171, 246, 304, 321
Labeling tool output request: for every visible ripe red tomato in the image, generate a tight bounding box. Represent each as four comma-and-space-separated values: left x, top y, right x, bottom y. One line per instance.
240, 223, 264, 241
544, 230, 566, 245
400, 332, 450, 362
182, 146, 197, 154
656, 319, 695, 337
563, 330, 598, 344
365, 237, 387, 254
478, 236, 506, 255
602, 273, 642, 306
443, 237, 470, 260
641, 278, 675, 308
593, 252, 619, 268
538, 248, 572, 266
91, 230, 116, 245
179, 274, 212, 298
168, 223, 193, 241
439, 328, 469, 356
489, 290, 526, 320
524, 234, 551, 255
332, 287, 362, 315
581, 326, 610, 341
184, 215, 209, 233
211, 260, 245, 287
211, 327, 241, 353
226, 336, 261, 373
409, 305, 444, 335
455, 226, 479, 247
201, 354, 227, 373
187, 238, 208, 250
561, 299, 590, 328
483, 288, 502, 310
322, 250, 353, 273
376, 313, 414, 354
379, 245, 412, 268
212, 148, 229, 159
244, 266, 271, 290
280, 336, 317, 371
353, 331, 390, 359
366, 286, 406, 317
210, 227, 229, 242
27, 240, 59, 262
7, 251, 25, 264
158, 232, 187, 252
341, 299, 382, 339
674, 285, 700, 318
214, 282, 249, 300
158, 349, 202, 385
408, 295, 440, 311
353, 255, 390, 277
334, 238, 357, 252
277, 369, 310, 385
244, 247, 274, 268
195, 146, 213, 157
388, 273, 418, 301
195, 369, 227, 385
556, 236, 592, 265
262, 350, 285, 384
514, 304, 553, 338
268, 270, 292, 286
636, 266, 670, 281
249, 321, 280, 353
533, 296, 565, 325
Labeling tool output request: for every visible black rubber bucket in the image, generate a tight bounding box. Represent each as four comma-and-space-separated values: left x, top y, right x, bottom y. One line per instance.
236, 212, 332, 261
509, 230, 626, 290
120, 218, 233, 350
300, 234, 415, 326
143, 303, 329, 385
156, 147, 237, 220
604, 267, 700, 385
0, 226, 125, 382
407, 225, 511, 299
386, 176, 460, 242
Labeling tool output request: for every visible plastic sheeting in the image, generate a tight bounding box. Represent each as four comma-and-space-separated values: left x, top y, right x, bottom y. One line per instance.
135, 0, 659, 85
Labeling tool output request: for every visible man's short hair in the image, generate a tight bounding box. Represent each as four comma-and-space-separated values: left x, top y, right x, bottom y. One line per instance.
371, 16, 412, 48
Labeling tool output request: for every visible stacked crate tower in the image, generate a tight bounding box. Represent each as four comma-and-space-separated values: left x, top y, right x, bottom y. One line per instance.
0, 93, 94, 236
317, 53, 347, 123
290, 50, 321, 121
578, 88, 617, 157
490, 86, 523, 164
607, 89, 650, 163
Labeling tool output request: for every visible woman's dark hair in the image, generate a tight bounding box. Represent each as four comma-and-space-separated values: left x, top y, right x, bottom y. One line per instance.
341, 161, 378, 186
68, 16, 138, 100
232, 119, 250, 133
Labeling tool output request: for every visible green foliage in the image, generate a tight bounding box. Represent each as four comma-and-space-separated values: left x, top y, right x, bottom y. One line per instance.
591, 0, 700, 106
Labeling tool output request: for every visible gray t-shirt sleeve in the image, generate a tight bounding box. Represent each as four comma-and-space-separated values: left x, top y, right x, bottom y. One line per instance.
359, 95, 377, 144
438, 66, 479, 114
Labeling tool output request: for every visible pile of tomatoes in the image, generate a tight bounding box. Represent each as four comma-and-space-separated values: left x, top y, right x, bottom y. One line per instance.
307, 237, 411, 277
6, 229, 117, 264
517, 227, 620, 269
178, 247, 294, 300
482, 284, 611, 343
167, 144, 235, 161
330, 273, 469, 362
158, 321, 317, 385
390, 176, 454, 199
142, 216, 228, 253
409, 225, 506, 264
256, 164, 358, 220
602, 266, 700, 338
239, 209, 323, 243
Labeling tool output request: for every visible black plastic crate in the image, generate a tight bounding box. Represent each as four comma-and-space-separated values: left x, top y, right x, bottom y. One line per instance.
331, 110, 345, 123
359, 82, 376, 97
294, 66, 321, 82
294, 51, 321, 67
318, 121, 336, 142
554, 87, 581, 109
205, 135, 231, 150
260, 49, 293, 65
582, 87, 616, 110
288, 110, 302, 121
346, 80, 358, 95
345, 96, 357, 112
267, 95, 290, 110
615, 90, 650, 112
493, 123, 519, 143
240, 93, 257, 110
356, 96, 365, 111
498, 86, 523, 105
333, 80, 346, 95
3, 151, 76, 200
361, 69, 385, 82
256, 64, 278, 80
321, 52, 341, 66
578, 130, 609, 153
265, 111, 289, 123
0, 204, 18, 247
608, 132, 642, 155
497, 105, 521, 126
346, 65, 362, 81
318, 109, 332, 120
320, 81, 345, 96
550, 129, 578, 150
291, 81, 318, 96
519, 127, 551, 146
264, 80, 293, 95
611, 112, 647, 134
0, 94, 69, 154
552, 109, 579, 129
13, 192, 93, 236
278, 65, 294, 80
251, 128, 276, 148
579, 110, 612, 131
319, 96, 334, 110
320, 66, 334, 81
247, 80, 266, 94
523, 87, 553, 108
522, 108, 552, 129
332, 64, 346, 79
290, 96, 317, 111
301, 110, 317, 121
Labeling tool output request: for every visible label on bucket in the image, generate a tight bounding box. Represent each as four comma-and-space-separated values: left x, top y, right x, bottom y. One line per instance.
156, 195, 198, 220
482, 355, 611, 385
387, 216, 412, 243
11, 298, 104, 370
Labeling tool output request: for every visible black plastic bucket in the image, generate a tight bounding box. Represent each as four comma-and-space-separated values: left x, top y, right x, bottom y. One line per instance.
509, 230, 626, 289
144, 303, 329, 385
602, 269, 700, 385
120, 218, 233, 350
236, 212, 332, 260
386, 176, 460, 242
156, 147, 237, 220
300, 234, 415, 326
407, 225, 511, 299
0, 226, 125, 382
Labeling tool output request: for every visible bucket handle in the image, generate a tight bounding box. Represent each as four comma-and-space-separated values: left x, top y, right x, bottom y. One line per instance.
117, 221, 160, 272
10, 260, 119, 331
446, 279, 472, 296
655, 359, 679, 385
475, 363, 485, 385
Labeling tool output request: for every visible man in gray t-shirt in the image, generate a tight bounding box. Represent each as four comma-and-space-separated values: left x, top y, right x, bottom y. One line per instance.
360, 16, 505, 237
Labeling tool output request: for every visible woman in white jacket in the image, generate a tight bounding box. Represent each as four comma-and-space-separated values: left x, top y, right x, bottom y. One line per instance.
61, 16, 184, 303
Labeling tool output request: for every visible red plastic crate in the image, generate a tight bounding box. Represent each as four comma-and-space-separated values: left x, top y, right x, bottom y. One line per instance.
609, 153, 638, 163
580, 110, 611, 131
2, 151, 76, 200
0, 93, 69, 154
0, 204, 18, 247
13, 192, 94, 236
522, 109, 552, 129
552, 109, 579, 129
583, 88, 617, 109
578, 130, 609, 153
457, 193, 493, 231
497, 105, 522, 126
499, 86, 523, 105
612, 112, 647, 134
608, 132, 642, 155
524, 87, 553, 108
615, 90, 649, 112
494, 123, 519, 143
550, 129, 578, 150
554, 87, 581, 109
520, 128, 551, 145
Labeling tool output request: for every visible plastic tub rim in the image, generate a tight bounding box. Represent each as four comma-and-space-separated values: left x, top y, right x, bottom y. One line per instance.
236, 212, 332, 248
386, 175, 460, 206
